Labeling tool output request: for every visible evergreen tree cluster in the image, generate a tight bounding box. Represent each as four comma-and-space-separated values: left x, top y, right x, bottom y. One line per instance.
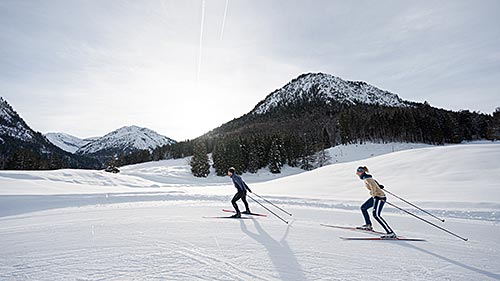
205, 100, 496, 147
0, 135, 101, 170
186, 134, 314, 176
337, 103, 493, 145
190, 142, 210, 177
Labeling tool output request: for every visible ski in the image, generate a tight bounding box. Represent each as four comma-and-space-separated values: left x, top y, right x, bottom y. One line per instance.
340, 237, 426, 242
202, 216, 254, 220
222, 209, 267, 217
320, 224, 385, 235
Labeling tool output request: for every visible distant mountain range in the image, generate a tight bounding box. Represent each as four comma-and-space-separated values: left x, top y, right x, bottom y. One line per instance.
45, 126, 176, 165
2, 72, 498, 171
1, 97, 176, 169
0, 97, 101, 170
75, 126, 176, 155
45, 126, 176, 157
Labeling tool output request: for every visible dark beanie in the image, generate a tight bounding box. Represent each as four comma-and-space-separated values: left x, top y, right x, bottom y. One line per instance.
356, 166, 366, 173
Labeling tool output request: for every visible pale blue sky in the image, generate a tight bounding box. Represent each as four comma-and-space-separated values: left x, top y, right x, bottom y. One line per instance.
1, 0, 499, 140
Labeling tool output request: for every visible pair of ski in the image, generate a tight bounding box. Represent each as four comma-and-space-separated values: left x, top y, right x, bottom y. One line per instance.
203, 209, 267, 219
321, 224, 426, 241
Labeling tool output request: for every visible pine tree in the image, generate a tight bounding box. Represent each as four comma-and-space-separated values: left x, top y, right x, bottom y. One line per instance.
268, 137, 284, 173
225, 138, 244, 174
488, 107, 500, 140
190, 142, 210, 177
300, 135, 316, 171
212, 140, 228, 176
316, 145, 331, 168
247, 138, 260, 173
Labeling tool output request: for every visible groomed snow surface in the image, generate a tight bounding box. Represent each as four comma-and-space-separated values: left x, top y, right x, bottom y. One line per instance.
1, 143, 499, 280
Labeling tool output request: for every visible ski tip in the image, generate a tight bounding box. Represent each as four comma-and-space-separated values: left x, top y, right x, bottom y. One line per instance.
339, 236, 426, 242
202, 216, 254, 220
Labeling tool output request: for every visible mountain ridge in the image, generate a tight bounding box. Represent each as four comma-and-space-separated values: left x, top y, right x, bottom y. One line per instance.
45, 132, 95, 154
76, 125, 176, 155
251, 72, 410, 115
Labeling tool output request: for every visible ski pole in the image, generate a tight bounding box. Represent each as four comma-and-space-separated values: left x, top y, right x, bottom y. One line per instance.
384, 188, 445, 222
385, 201, 468, 241
248, 194, 288, 224
252, 192, 292, 217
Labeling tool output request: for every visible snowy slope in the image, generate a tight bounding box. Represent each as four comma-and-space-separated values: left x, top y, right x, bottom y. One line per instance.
45, 132, 94, 153
0, 143, 499, 280
252, 73, 409, 114
76, 125, 176, 155
115, 142, 431, 186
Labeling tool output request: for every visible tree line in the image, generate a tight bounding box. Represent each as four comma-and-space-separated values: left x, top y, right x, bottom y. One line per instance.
173, 103, 500, 177
5, 102, 496, 172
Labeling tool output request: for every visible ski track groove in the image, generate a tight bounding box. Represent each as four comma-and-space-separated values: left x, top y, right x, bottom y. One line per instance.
1, 192, 500, 280
150, 238, 270, 281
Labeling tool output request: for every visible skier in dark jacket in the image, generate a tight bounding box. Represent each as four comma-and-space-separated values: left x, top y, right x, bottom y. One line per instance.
228, 167, 252, 218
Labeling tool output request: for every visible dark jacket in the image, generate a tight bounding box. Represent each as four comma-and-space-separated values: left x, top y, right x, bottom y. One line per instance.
230, 174, 251, 192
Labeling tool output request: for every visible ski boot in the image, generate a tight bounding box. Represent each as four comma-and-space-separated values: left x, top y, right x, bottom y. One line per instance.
380, 232, 397, 239
230, 212, 241, 218
356, 224, 373, 231
242, 209, 251, 215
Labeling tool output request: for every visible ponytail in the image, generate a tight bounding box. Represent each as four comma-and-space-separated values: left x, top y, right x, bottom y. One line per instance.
356, 166, 369, 173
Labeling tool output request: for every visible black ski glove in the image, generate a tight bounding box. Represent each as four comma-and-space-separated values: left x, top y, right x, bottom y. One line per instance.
375, 180, 384, 189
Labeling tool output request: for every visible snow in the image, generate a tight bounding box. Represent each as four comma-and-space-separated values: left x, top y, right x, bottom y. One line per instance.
45, 132, 94, 153
0, 143, 499, 280
76, 125, 176, 154
253, 73, 409, 115
325, 142, 432, 164
0, 98, 34, 142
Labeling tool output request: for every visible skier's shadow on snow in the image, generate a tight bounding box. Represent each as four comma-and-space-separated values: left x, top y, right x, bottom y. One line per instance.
397, 242, 500, 280
240, 220, 307, 280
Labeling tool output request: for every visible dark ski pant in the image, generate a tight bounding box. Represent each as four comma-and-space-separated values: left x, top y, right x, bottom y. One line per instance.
231, 190, 249, 214
361, 197, 394, 234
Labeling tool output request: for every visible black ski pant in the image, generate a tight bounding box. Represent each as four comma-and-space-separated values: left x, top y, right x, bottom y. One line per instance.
361, 196, 394, 234
231, 190, 249, 213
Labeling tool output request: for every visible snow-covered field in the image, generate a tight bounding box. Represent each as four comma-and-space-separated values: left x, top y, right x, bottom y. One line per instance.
1, 143, 499, 280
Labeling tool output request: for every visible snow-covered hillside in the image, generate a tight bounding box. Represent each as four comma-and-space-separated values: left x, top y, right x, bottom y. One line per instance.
0, 97, 35, 142
252, 73, 409, 114
76, 125, 176, 155
116, 142, 432, 186
45, 132, 94, 153
0, 143, 499, 280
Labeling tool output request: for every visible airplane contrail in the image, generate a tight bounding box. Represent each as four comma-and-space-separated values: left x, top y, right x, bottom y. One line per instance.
197, 0, 206, 81
220, 0, 229, 40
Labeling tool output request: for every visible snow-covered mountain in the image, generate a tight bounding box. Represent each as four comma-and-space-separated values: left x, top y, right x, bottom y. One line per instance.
252, 72, 409, 114
45, 132, 94, 153
0, 97, 35, 142
76, 125, 176, 155
0, 97, 101, 169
